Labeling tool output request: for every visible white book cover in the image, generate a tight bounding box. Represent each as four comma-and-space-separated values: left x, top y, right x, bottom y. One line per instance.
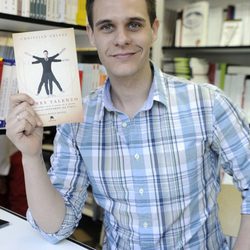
220, 20, 243, 47
230, 74, 245, 109
235, 2, 250, 46
12, 28, 83, 127
58, 0, 66, 23
21, 0, 30, 17
45, 0, 53, 21
181, 1, 209, 47
207, 6, 223, 46
223, 74, 233, 99
174, 17, 182, 47
227, 65, 250, 75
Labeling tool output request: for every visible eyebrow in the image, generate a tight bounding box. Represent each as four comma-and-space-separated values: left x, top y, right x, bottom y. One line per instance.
95, 17, 146, 27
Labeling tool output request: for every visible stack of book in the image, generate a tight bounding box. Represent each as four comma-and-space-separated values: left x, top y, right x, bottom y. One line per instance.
190, 57, 209, 84
78, 63, 107, 98
162, 57, 209, 83
173, 1, 250, 47
162, 57, 191, 80
0, 32, 14, 60
0, 0, 88, 26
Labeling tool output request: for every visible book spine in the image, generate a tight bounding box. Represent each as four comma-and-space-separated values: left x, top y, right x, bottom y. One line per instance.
76, 0, 87, 26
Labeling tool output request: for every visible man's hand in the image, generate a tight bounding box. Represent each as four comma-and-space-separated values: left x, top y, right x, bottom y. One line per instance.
6, 93, 43, 157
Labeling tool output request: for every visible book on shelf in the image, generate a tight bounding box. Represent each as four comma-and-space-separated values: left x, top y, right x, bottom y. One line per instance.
0, 0, 18, 15
174, 11, 183, 47
0, 59, 18, 129
243, 77, 250, 121
162, 8, 177, 47
220, 19, 243, 47
12, 28, 83, 127
0, 58, 3, 86
223, 71, 250, 121
78, 63, 107, 98
0, 32, 15, 60
227, 65, 250, 75
207, 6, 224, 47
76, 0, 87, 26
0, 0, 87, 27
181, 1, 209, 47
235, 2, 250, 46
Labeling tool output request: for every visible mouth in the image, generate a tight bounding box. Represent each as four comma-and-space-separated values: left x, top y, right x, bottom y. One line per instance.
110, 50, 141, 59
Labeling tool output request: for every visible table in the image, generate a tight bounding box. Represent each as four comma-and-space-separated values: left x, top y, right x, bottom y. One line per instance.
0, 207, 94, 250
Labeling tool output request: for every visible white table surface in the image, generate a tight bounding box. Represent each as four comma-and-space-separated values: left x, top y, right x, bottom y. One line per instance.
0, 207, 93, 250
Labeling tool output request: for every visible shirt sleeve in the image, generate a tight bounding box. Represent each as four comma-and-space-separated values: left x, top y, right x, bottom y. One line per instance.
27, 123, 90, 243
212, 89, 250, 214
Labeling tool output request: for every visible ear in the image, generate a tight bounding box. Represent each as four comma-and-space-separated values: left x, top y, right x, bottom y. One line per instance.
151, 18, 159, 43
86, 25, 96, 47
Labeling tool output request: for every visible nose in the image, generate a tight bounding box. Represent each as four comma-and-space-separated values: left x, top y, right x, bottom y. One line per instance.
113, 27, 131, 46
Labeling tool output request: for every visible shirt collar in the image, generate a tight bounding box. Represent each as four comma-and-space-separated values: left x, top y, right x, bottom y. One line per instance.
99, 62, 168, 120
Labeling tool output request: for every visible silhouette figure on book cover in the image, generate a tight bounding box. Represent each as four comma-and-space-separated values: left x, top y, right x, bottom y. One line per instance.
25, 48, 68, 96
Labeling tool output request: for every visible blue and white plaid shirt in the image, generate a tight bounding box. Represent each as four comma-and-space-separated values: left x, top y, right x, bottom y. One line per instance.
28, 63, 250, 249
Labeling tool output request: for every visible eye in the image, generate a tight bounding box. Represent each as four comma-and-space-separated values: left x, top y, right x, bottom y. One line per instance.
99, 23, 114, 33
128, 22, 143, 31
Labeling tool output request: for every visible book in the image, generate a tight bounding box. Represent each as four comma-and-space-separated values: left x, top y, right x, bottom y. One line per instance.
0, 59, 18, 129
0, 58, 3, 87
12, 28, 83, 127
174, 11, 183, 47
243, 77, 250, 121
21, 0, 30, 17
220, 20, 243, 47
78, 63, 106, 97
227, 65, 250, 75
162, 8, 177, 47
181, 1, 209, 47
207, 6, 224, 46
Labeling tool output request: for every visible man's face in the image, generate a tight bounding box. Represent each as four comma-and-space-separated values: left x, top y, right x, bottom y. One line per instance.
87, 0, 158, 79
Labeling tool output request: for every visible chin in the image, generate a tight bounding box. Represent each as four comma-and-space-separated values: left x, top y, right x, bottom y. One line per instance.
110, 67, 139, 78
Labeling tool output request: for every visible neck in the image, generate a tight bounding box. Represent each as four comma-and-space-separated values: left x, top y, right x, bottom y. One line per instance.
110, 64, 153, 118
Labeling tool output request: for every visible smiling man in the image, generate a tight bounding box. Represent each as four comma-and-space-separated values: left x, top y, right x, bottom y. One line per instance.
6, 0, 250, 249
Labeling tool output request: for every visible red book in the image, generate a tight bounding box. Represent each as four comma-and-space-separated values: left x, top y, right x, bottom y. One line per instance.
0, 59, 4, 87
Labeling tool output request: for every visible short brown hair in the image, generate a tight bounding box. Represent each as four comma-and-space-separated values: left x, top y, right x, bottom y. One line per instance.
86, 0, 156, 29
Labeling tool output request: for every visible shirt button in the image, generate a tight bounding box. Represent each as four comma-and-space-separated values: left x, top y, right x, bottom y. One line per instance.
143, 222, 148, 228
134, 153, 140, 160
122, 122, 128, 128
139, 188, 144, 195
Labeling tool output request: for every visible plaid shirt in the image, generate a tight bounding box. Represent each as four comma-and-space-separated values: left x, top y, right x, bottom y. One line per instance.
28, 63, 250, 249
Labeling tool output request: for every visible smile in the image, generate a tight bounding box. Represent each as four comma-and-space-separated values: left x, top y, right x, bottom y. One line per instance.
111, 50, 141, 58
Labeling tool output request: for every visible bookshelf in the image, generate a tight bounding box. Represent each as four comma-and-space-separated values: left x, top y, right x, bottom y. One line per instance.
0, 12, 85, 31
162, 46, 250, 66
157, 0, 250, 66
158, 0, 250, 123
0, 12, 93, 49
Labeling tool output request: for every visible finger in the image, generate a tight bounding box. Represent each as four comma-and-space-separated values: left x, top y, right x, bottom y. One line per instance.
17, 109, 42, 129
9, 100, 43, 127
10, 93, 34, 109
6, 112, 41, 141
